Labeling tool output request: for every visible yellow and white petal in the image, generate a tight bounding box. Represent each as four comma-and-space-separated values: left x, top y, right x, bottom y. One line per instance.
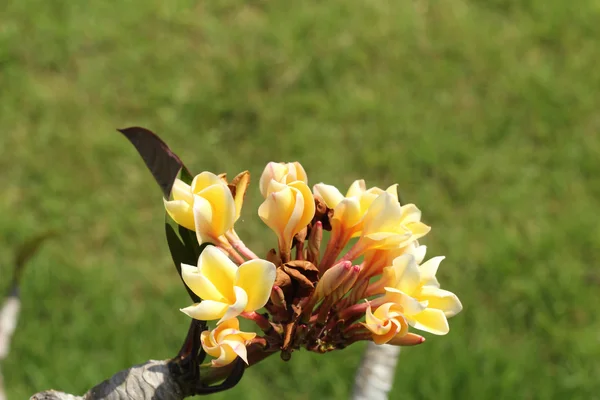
181, 263, 227, 302
345, 180, 367, 198
389, 254, 420, 294
372, 326, 398, 345
419, 286, 463, 317
282, 188, 305, 242
399, 204, 422, 224
313, 183, 345, 208
216, 317, 240, 333
333, 197, 363, 229
191, 171, 223, 193
289, 181, 315, 232
384, 287, 428, 316
407, 244, 427, 265
200, 330, 221, 358
164, 199, 196, 231
197, 246, 237, 301
411, 308, 450, 335
198, 184, 236, 236
211, 343, 238, 367
181, 300, 229, 321
406, 221, 431, 241
221, 337, 252, 364
171, 179, 193, 203
419, 256, 444, 287
259, 163, 287, 197
363, 230, 412, 250
384, 184, 399, 200
193, 195, 216, 243
235, 259, 276, 312
362, 305, 388, 337
258, 186, 294, 235
363, 193, 402, 234
218, 286, 248, 324
288, 162, 308, 184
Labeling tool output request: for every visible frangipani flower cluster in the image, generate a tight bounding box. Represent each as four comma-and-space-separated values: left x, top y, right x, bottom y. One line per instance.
165, 161, 462, 368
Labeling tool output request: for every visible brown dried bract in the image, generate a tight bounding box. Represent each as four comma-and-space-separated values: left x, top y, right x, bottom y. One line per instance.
283, 260, 319, 289
312, 196, 333, 231
266, 248, 282, 266
228, 170, 250, 201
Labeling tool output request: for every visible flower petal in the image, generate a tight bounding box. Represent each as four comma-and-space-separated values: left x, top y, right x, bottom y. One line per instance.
384, 184, 399, 201
218, 286, 248, 324
258, 186, 294, 236
408, 244, 427, 265
259, 163, 287, 197
171, 179, 193, 203
197, 246, 237, 301
221, 338, 250, 364
345, 180, 367, 198
288, 162, 308, 184
191, 171, 223, 193
411, 308, 450, 335
164, 199, 196, 231
399, 204, 422, 224
181, 262, 227, 302
235, 259, 276, 312
198, 184, 236, 236
200, 330, 220, 358
216, 317, 239, 331
283, 187, 305, 242
363, 193, 403, 234
289, 181, 316, 233
384, 287, 427, 316
181, 300, 229, 321
193, 195, 215, 244
390, 254, 420, 294
211, 343, 238, 367
313, 183, 344, 208
407, 221, 431, 240
419, 286, 463, 317
333, 197, 363, 229
419, 256, 444, 287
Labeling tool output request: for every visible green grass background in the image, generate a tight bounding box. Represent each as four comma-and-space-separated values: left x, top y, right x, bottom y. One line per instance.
1, 0, 599, 398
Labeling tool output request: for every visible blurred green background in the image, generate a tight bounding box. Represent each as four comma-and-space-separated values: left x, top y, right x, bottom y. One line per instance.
1, 0, 599, 399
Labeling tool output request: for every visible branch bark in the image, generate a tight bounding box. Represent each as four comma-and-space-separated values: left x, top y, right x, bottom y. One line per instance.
0, 288, 21, 400
30, 360, 193, 400
350, 342, 401, 400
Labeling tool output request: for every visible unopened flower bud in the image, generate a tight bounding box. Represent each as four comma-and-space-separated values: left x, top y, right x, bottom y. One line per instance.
259, 161, 308, 198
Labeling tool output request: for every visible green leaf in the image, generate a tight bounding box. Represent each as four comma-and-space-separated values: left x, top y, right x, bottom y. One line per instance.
165, 214, 208, 303
11, 231, 56, 291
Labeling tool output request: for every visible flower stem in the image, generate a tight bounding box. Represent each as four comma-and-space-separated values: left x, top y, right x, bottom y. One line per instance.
338, 296, 385, 322
226, 232, 259, 260
241, 311, 272, 333
219, 244, 246, 265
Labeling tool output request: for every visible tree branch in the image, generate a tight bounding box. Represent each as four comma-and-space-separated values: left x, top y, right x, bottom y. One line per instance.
30, 360, 193, 400
350, 343, 401, 400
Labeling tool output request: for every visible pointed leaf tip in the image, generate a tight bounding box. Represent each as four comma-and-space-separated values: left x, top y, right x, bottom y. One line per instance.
118, 127, 189, 198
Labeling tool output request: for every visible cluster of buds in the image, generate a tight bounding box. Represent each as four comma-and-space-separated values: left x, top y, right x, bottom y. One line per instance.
164, 162, 462, 367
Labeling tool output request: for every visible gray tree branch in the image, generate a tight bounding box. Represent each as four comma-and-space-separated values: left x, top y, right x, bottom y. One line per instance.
0, 289, 21, 400
350, 342, 401, 400
30, 360, 194, 400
